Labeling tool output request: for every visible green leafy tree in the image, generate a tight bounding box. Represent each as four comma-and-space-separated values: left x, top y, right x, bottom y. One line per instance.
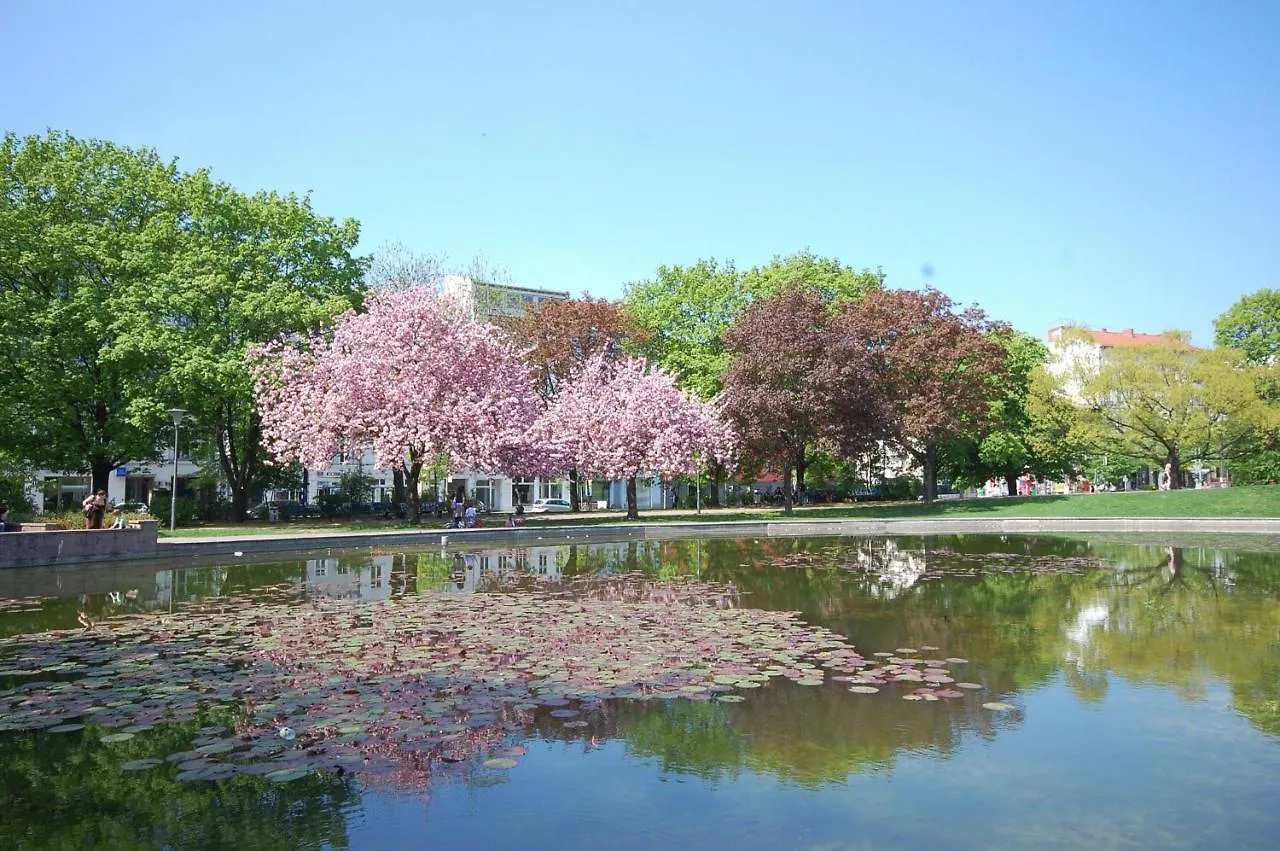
338, 468, 376, 505
0, 131, 182, 490
941, 330, 1048, 493
0, 131, 364, 517
1214, 290, 1280, 482
123, 173, 364, 520
623, 257, 743, 400
0, 451, 36, 514
1215, 289, 1280, 365
1078, 336, 1277, 486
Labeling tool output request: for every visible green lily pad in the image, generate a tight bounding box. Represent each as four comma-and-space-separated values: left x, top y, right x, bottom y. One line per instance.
983, 701, 1016, 712
484, 757, 518, 769
121, 758, 163, 771
99, 732, 135, 743
265, 767, 311, 783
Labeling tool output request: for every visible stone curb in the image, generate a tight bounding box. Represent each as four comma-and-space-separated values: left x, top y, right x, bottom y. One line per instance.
5, 515, 1278, 570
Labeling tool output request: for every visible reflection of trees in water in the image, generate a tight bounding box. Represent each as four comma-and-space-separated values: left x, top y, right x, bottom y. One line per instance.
0, 715, 357, 850
609, 679, 1014, 788
530, 535, 1279, 742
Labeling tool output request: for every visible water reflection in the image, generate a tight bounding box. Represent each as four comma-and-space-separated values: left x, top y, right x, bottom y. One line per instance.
2, 534, 1279, 848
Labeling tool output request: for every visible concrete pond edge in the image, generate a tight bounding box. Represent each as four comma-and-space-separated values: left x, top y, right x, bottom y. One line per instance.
5, 515, 1280, 570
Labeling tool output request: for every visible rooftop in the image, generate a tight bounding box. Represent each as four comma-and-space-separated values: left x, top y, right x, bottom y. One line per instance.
1047, 325, 1198, 350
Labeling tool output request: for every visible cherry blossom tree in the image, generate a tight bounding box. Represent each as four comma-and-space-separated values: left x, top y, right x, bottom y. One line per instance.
503, 295, 650, 510
544, 355, 736, 519
250, 288, 555, 521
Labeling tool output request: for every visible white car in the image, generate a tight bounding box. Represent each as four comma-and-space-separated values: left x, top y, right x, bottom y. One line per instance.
526, 498, 573, 513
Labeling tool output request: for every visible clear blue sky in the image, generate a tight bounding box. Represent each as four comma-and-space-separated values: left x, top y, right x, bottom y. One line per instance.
3, 1, 1277, 345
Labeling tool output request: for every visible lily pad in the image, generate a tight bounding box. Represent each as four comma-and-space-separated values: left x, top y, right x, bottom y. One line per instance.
265, 767, 311, 783
848, 686, 880, 694
121, 758, 163, 771
99, 732, 135, 743
484, 757, 518, 769
983, 701, 1016, 712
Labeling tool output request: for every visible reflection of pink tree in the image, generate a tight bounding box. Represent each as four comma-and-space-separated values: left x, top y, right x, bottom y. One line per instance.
249, 288, 556, 521
545, 355, 736, 519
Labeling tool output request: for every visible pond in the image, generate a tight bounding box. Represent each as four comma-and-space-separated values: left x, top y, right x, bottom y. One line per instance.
1, 533, 1279, 850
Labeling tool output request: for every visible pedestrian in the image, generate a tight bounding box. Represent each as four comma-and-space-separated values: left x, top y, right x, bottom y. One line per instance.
451, 491, 464, 529
109, 504, 128, 530
464, 501, 477, 529
0, 504, 10, 532
82, 490, 107, 529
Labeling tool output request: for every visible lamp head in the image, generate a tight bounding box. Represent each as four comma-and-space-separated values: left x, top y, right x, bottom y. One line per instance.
167, 408, 188, 426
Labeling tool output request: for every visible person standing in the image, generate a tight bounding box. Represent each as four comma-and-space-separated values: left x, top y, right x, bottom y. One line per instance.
451, 490, 464, 529
82, 490, 107, 529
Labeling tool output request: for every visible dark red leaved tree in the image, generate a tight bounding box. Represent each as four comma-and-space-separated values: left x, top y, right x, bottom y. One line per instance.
721, 288, 881, 513
837, 288, 1007, 502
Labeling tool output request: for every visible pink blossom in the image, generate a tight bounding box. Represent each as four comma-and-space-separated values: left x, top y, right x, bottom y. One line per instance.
249, 288, 558, 485
542, 354, 737, 485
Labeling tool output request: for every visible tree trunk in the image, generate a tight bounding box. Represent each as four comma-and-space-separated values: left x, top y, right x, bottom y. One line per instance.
392, 468, 405, 505
707, 462, 723, 507
217, 410, 263, 523
1168, 451, 1183, 490
404, 459, 424, 523
795, 447, 807, 492
569, 468, 581, 511
230, 483, 250, 522
781, 458, 794, 514
89, 458, 114, 496
921, 444, 938, 504
626, 474, 639, 520
1005, 473, 1017, 497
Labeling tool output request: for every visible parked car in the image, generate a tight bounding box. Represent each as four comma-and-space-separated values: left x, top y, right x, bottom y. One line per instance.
526, 498, 572, 513
112, 500, 150, 514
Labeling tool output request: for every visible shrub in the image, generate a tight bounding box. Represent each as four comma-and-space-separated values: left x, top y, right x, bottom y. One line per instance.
881, 476, 923, 501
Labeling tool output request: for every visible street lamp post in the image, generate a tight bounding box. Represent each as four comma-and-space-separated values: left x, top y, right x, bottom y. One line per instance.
167, 409, 187, 531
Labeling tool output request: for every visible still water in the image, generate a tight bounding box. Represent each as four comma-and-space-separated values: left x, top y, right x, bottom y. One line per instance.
1, 534, 1278, 850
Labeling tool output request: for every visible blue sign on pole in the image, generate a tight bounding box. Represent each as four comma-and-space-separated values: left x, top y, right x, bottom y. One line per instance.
115, 467, 127, 477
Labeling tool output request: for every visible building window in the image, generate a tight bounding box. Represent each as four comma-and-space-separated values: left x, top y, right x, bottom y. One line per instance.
539, 479, 563, 501
474, 479, 495, 509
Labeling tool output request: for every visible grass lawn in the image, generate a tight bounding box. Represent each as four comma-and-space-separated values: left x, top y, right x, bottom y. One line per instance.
159, 485, 1280, 538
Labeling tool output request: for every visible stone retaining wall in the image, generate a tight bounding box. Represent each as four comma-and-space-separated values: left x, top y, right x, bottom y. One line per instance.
0, 520, 160, 568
